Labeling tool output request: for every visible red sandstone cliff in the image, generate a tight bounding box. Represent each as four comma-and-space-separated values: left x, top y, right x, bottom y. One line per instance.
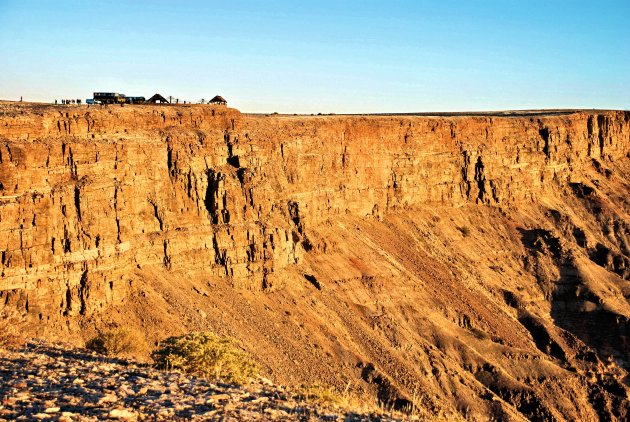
1, 103, 629, 420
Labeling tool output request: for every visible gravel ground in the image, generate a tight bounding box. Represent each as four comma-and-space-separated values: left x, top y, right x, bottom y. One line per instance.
0, 341, 400, 421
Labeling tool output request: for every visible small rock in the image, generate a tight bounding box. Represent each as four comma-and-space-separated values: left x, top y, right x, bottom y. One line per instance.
209, 393, 231, 402
15, 392, 30, 401
223, 403, 237, 412
264, 408, 289, 418
3, 397, 17, 405
119, 385, 135, 396
44, 407, 60, 413
258, 376, 274, 386
108, 408, 137, 420
98, 393, 118, 404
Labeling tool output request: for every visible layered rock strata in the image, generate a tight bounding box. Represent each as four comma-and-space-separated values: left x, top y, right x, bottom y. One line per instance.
1, 103, 629, 420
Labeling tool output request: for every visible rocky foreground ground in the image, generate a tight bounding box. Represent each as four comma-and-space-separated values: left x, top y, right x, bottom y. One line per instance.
0, 341, 401, 421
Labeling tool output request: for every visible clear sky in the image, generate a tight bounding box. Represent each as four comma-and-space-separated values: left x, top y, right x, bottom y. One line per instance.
0, 0, 628, 113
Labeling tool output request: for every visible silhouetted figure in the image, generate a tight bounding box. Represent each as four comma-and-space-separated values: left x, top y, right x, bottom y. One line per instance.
20, 96, 22, 102
55, 99, 58, 105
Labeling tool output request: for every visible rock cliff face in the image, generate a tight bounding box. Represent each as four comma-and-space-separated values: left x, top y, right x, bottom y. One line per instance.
1, 103, 629, 420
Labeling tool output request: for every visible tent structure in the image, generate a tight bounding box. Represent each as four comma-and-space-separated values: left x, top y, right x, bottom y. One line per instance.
209, 95, 227, 105
146, 94, 169, 104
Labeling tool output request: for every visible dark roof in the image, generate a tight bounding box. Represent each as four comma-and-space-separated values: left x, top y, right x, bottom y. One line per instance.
147, 94, 169, 103
209, 95, 227, 104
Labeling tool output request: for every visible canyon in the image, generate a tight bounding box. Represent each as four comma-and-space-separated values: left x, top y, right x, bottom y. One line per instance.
1, 102, 629, 420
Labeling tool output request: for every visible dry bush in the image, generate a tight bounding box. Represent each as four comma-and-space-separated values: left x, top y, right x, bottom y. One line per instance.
296, 383, 342, 406
151, 332, 258, 384
457, 226, 471, 237
471, 327, 490, 340
86, 327, 147, 357
297, 382, 378, 412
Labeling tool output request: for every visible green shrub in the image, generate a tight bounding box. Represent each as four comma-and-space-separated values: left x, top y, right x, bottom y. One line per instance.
86, 327, 147, 357
151, 332, 258, 384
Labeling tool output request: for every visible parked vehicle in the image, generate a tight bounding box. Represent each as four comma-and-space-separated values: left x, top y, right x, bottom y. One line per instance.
93, 92, 126, 104
125, 96, 145, 104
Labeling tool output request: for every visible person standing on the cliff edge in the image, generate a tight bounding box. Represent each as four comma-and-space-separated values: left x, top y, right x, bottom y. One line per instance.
20, 96, 22, 102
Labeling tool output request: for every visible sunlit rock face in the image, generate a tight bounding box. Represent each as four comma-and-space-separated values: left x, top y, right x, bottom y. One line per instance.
1, 103, 629, 420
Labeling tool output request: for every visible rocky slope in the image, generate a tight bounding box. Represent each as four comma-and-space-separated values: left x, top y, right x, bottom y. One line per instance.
1, 102, 629, 420
0, 340, 391, 421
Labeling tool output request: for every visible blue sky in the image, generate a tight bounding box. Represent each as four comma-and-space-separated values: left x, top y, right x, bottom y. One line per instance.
0, 0, 628, 112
